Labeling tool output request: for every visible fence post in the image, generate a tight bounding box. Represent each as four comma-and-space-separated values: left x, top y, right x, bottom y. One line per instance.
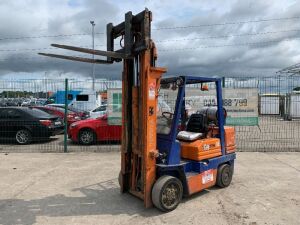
222, 77, 225, 88
64, 78, 68, 153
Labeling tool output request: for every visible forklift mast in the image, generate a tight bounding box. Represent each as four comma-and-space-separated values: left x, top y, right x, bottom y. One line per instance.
115, 10, 167, 207
39, 9, 166, 207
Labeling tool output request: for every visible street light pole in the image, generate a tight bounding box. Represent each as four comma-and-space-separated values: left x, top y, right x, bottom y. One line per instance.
90, 21, 96, 91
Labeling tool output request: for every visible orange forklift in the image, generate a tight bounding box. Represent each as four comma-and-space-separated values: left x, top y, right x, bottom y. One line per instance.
40, 8, 236, 212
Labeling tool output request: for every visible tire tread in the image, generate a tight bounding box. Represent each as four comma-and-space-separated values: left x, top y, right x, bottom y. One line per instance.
152, 175, 183, 212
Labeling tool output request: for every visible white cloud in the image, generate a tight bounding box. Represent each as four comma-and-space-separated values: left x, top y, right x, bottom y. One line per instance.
0, 0, 299, 79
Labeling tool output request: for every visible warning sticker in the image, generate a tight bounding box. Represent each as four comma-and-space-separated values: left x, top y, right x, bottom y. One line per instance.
149, 82, 156, 100
203, 144, 210, 151
202, 170, 214, 184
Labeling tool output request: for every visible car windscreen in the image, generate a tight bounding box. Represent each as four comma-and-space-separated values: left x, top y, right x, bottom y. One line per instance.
49, 107, 65, 113
49, 105, 77, 113
93, 105, 107, 112
54, 107, 77, 113
22, 108, 53, 118
68, 107, 81, 113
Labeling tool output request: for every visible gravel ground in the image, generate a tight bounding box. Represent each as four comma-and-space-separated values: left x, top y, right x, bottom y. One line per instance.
0, 152, 299, 225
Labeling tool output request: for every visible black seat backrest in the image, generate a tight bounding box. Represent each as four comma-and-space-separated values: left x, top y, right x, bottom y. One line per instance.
186, 113, 208, 133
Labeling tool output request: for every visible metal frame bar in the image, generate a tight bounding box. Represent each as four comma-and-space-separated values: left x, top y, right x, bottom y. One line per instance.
157, 75, 227, 165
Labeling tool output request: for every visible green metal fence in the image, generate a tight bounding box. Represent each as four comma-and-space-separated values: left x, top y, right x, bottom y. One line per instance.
0, 76, 299, 153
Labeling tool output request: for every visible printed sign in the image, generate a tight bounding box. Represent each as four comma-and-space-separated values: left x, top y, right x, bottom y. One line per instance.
149, 82, 156, 100
201, 88, 258, 126
160, 88, 259, 126
202, 169, 214, 184
107, 88, 122, 125
107, 87, 259, 126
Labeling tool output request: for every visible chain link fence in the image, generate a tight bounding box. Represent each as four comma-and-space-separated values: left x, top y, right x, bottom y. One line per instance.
0, 76, 299, 153
0, 78, 121, 153
224, 76, 300, 151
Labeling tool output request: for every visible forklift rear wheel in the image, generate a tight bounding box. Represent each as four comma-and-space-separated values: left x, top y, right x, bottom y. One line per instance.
152, 175, 183, 212
216, 164, 233, 188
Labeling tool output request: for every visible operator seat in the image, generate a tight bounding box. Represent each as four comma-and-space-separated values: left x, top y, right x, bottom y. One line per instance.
177, 113, 208, 141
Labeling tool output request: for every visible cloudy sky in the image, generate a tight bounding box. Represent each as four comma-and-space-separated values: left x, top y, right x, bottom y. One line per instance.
0, 0, 300, 80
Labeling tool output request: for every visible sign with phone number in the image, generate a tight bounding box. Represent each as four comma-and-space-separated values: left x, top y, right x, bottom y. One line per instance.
204, 98, 248, 107
108, 88, 259, 126
185, 88, 258, 126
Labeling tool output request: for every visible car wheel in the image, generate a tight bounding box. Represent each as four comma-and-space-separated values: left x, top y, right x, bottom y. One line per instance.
152, 175, 183, 212
78, 129, 96, 145
216, 164, 233, 188
15, 129, 32, 145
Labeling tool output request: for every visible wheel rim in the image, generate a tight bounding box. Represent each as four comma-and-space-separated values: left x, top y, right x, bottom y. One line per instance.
222, 166, 231, 184
161, 183, 180, 209
16, 130, 29, 144
80, 131, 93, 144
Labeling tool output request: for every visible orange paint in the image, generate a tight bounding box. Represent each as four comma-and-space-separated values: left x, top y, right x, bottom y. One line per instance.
187, 169, 217, 195
141, 59, 166, 208
210, 126, 236, 153
180, 138, 222, 161
226, 145, 236, 154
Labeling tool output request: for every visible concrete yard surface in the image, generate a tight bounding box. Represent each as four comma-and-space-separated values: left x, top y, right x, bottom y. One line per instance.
0, 152, 299, 225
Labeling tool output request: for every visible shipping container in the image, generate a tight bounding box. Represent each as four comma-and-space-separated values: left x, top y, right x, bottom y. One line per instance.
259, 94, 280, 115
286, 93, 300, 118
46, 90, 100, 111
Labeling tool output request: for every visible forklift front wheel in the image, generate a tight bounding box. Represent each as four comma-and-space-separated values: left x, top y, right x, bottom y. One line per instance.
152, 175, 183, 212
216, 164, 233, 188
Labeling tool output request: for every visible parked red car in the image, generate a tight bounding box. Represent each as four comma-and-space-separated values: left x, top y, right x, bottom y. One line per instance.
47, 104, 90, 119
31, 106, 81, 126
68, 116, 121, 145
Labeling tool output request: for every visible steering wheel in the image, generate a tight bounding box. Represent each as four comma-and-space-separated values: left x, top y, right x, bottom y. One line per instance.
162, 111, 174, 120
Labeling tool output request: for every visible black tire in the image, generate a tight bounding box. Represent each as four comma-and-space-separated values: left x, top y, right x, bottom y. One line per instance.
216, 164, 233, 188
78, 129, 96, 145
152, 175, 183, 212
15, 129, 32, 145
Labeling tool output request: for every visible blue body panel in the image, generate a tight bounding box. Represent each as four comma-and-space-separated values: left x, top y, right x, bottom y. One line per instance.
156, 76, 236, 195
50, 90, 81, 105
183, 153, 236, 173
157, 140, 181, 165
